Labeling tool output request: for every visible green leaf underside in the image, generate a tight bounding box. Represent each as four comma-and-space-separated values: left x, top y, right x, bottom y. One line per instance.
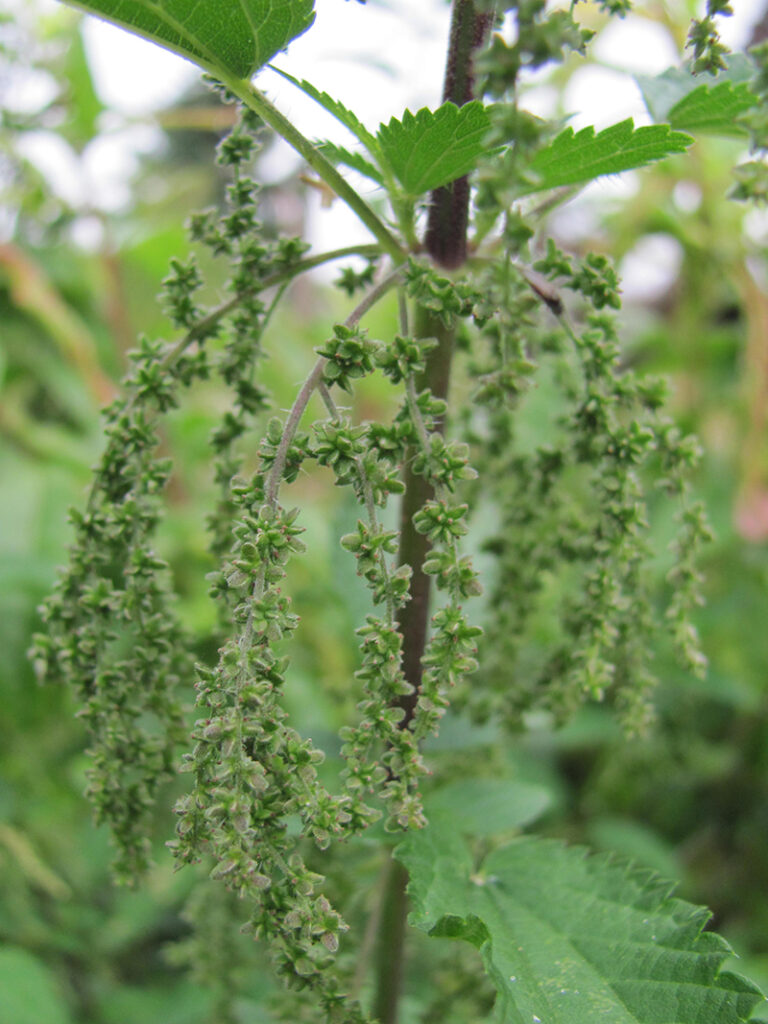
64, 0, 315, 78
376, 101, 492, 195
396, 828, 766, 1024
666, 82, 755, 137
268, 65, 384, 160
636, 56, 755, 125
523, 120, 693, 194
423, 778, 552, 836
317, 141, 385, 186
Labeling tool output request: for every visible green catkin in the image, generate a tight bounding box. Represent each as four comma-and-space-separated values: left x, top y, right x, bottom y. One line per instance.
687, 0, 733, 75
31, 107, 318, 886
459, 237, 709, 735
33, 5, 726, 1017
31, 306, 209, 884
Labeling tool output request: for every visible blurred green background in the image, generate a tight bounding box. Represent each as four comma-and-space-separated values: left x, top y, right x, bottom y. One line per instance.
2, 2, 768, 1021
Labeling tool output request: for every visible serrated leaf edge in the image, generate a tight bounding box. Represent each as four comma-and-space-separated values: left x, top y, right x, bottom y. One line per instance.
376, 100, 491, 195
317, 141, 385, 186
268, 65, 385, 163
667, 80, 756, 135
521, 119, 693, 194
397, 834, 766, 1023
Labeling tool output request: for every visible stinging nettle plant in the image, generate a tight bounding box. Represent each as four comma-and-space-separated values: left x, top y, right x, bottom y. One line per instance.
31, 0, 768, 1022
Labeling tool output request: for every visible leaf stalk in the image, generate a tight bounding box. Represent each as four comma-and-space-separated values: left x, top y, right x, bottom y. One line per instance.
221, 77, 407, 264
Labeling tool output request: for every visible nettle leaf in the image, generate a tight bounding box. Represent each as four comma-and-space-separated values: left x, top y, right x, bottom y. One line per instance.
636, 55, 755, 125
318, 141, 385, 187
423, 778, 552, 837
522, 119, 692, 194
376, 101, 491, 196
64, 0, 315, 79
396, 827, 766, 1024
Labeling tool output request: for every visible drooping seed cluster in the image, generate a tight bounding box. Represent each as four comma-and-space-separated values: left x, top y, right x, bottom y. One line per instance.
458, 238, 710, 736
32, 18, 725, 1015
31, 107, 317, 885
166, 259, 483, 1014
30, 305, 210, 883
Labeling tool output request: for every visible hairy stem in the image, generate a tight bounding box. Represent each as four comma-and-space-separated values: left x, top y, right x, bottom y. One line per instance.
372, 4, 489, 1021
265, 358, 327, 508
425, 0, 493, 269
245, 265, 406, 656
371, 858, 410, 1024
396, 305, 455, 728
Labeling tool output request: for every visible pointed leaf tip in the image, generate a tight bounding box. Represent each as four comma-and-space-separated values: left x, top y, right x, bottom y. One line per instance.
376, 100, 492, 195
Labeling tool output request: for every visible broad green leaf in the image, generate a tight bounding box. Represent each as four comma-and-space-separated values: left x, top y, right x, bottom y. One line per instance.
666, 81, 755, 137
0, 946, 72, 1024
376, 101, 491, 196
62, 0, 315, 79
424, 778, 551, 836
396, 827, 766, 1024
522, 120, 692, 194
317, 141, 385, 187
268, 66, 384, 161
636, 55, 755, 125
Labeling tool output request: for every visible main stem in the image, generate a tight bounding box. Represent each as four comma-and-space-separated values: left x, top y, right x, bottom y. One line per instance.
372, 3, 491, 1022
424, 1, 494, 270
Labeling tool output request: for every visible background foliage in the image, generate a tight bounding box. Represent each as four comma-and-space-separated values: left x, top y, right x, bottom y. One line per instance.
2, 1, 768, 1021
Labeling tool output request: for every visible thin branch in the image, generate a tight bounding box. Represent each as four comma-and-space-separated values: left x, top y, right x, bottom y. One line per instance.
264, 264, 407, 511
161, 243, 383, 374
398, 289, 409, 336
265, 357, 326, 508
404, 376, 434, 457
346, 263, 408, 328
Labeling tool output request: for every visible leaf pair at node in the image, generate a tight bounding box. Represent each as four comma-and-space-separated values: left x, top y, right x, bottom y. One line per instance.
271, 66, 494, 198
